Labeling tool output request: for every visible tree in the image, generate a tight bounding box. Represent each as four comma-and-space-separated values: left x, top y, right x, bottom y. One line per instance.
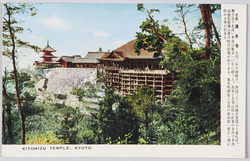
175, 4, 194, 49
2, 69, 41, 144
136, 4, 220, 60
127, 86, 156, 143
95, 88, 140, 144
56, 105, 78, 144
2, 69, 14, 143
199, 4, 221, 60
3, 3, 39, 144
135, 4, 221, 144
136, 4, 188, 58
98, 47, 103, 52
97, 88, 120, 143
115, 97, 139, 143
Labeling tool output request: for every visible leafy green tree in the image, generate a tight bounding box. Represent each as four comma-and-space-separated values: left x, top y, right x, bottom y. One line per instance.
135, 4, 189, 59
114, 97, 139, 143
127, 86, 157, 143
135, 4, 221, 144
54, 105, 80, 144
3, 3, 39, 144
2, 69, 14, 143
98, 47, 103, 52
95, 88, 139, 144
199, 4, 221, 59
2, 70, 39, 144
96, 88, 120, 143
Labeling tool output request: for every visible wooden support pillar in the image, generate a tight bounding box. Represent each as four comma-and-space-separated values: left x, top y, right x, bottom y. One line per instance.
111, 72, 113, 86
136, 74, 139, 87
161, 75, 164, 103
122, 74, 125, 95
153, 74, 155, 89
129, 74, 131, 94
118, 73, 120, 91
105, 72, 107, 87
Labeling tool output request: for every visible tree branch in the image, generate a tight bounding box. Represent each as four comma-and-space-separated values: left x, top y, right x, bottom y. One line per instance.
148, 14, 168, 44
209, 11, 221, 47
3, 17, 8, 23
179, 5, 193, 49
147, 14, 187, 52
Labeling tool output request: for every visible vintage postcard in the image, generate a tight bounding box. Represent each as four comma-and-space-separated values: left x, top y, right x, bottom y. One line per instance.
1, 1, 247, 158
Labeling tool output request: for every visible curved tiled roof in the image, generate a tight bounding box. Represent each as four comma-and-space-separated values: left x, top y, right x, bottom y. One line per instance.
114, 39, 155, 59
74, 57, 99, 63
99, 39, 155, 61
41, 45, 56, 52
57, 55, 100, 64
84, 52, 106, 59
40, 55, 57, 58
57, 56, 75, 63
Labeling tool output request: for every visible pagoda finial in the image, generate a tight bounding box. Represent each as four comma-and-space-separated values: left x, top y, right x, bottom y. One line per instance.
47, 39, 49, 46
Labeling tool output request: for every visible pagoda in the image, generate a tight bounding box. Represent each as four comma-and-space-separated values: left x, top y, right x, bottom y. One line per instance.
40, 40, 57, 64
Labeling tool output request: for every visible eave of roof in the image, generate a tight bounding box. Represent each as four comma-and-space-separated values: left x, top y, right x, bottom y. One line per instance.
84, 52, 106, 59
74, 58, 99, 63
99, 39, 155, 61
56, 56, 75, 63
41, 45, 56, 52
40, 55, 57, 58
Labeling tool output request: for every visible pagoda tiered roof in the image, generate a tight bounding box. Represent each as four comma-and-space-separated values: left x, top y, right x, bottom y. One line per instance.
41, 45, 56, 52
40, 55, 57, 58
41, 40, 56, 52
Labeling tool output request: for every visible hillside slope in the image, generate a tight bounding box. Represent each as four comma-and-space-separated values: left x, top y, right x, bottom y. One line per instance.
36, 68, 97, 94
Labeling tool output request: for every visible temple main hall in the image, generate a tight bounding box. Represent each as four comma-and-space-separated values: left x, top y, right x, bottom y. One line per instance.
98, 39, 174, 102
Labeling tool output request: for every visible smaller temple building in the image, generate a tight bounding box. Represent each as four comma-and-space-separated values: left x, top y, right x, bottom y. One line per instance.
56, 52, 106, 68
34, 41, 60, 67
34, 41, 106, 69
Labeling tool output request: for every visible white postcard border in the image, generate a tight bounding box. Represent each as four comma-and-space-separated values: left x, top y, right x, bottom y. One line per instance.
1, 3, 247, 159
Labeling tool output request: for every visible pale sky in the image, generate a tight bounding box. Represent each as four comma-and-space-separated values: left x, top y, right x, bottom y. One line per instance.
2, 3, 221, 69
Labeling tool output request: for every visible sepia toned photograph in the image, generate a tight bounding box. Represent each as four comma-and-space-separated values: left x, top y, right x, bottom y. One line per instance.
2, 2, 222, 146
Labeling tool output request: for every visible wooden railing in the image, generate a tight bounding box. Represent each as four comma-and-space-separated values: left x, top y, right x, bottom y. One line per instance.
119, 69, 169, 75
103, 66, 119, 70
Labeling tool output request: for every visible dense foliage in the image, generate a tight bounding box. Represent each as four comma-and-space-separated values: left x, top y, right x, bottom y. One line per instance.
133, 4, 221, 144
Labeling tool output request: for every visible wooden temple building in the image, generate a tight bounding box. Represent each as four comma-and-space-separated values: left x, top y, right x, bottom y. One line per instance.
56, 52, 105, 68
34, 41, 105, 68
34, 41, 60, 67
98, 39, 174, 102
